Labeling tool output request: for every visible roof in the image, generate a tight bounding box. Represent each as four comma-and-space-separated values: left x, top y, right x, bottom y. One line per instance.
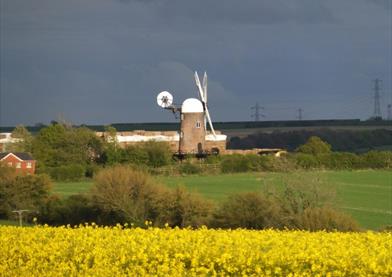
182, 98, 204, 113
0, 152, 35, 161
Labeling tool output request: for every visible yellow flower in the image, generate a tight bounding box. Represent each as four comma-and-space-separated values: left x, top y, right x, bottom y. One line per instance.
0, 226, 390, 276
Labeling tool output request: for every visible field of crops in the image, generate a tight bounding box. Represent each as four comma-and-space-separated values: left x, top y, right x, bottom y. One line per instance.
1, 225, 391, 276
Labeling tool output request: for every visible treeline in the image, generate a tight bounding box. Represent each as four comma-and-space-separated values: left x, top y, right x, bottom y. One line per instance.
218, 137, 391, 173
6, 124, 174, 181
167, 136, 391, 175
0, 165, 359, 231
5, 124, 392, 181
229, 129, 392, 152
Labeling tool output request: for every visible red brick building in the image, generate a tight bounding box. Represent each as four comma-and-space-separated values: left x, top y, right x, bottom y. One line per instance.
0, 152, 36, 175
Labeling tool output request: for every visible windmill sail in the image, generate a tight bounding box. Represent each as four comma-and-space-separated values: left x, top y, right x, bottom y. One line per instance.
194, 71, 216, 138
203, 72, 207, 102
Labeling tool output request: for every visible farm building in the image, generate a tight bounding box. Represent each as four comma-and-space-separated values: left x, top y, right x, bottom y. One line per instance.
96, 130, 228, 154
0, 152, 36, 175
0, 133, 21, 152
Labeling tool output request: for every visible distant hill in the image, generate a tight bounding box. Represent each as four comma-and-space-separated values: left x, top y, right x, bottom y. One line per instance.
1, 119, 391, 133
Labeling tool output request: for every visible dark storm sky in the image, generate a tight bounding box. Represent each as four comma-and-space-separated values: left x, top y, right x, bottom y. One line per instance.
0, 0, 391, 126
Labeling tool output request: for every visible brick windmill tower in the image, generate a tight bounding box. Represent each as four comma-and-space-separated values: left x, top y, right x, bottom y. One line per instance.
156, 72, 218, 156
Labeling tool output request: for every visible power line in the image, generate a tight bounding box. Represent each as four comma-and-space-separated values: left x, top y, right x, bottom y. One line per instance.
297, 108, 303, 120
372, 79, 382, 119
388, 104, 392, 121
250, 102, 265, 121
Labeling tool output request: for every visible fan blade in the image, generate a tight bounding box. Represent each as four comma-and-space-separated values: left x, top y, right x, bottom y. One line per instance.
194, 71, 205, 102
204, 106, 216, 138
203, 72, 207, 103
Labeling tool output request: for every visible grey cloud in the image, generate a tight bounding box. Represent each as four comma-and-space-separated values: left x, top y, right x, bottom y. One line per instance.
0, 0, 390, 125
114, 0, 336, 25
367, 0, 392, 10
156, 0, 336, 25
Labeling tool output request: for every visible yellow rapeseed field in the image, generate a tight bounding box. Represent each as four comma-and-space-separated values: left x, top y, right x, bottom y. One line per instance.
0, 224, 391, 276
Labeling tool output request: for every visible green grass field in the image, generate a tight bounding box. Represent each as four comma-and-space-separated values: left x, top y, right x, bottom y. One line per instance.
53, 181, 93, 197
53, 170, 391, 230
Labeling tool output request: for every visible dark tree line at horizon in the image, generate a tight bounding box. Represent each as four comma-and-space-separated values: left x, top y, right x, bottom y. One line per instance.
228, 129, 392, 152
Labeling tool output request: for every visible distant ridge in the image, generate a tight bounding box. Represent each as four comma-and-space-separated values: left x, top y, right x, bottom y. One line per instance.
1, 119, 391, 133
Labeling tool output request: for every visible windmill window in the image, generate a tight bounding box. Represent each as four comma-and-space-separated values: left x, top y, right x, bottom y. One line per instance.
196, 121, 201, 128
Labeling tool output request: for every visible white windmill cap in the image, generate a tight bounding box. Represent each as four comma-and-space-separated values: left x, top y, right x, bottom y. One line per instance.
182, 98, 204, 113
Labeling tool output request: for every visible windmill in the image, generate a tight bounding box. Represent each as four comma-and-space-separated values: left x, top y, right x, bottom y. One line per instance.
156, 71, 220, 156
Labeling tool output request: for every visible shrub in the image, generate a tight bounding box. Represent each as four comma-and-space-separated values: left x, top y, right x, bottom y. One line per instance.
292, 153, 320, 169
85, 164, 101, 178
298, 206, 359, 231
90, 165, 170, 225
158, 186, 214, 228
221, 154, 261, 173
179, 162, 202, 175
39, 194, 110, 226
142, 141, 173, 168
212, 192, 282, 229
360, 151, 392, 169
259, 155, 295, 172
319, 152, 362, 170
91, 165, 214, 227
121, 145, 149, 165
205, 155, 222, 164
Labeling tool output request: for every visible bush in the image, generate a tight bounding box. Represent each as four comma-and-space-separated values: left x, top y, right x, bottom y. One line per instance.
318, 152, 362, 170
292, 153, 320, 169
360, 151, 392, 169
179, 162, 202, 175
85, 164, 101, 178
38, 194, 112, 226
90, 165, 214, 227
158, 186, 214, 228
221, 154, 261, 173
259, 155, 295, 172
212, 192, 282, 229
205, 155, 222, 164
299, 206, 359, 231
48, 164, 85, 181
91, 165, 170, 225
142, 141, 173, 168
121, 145, 149, 165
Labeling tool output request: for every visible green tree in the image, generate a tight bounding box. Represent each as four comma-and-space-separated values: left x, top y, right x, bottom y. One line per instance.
32, 124, 104, 177
142, 141, 173, 168
0, 165, 52, 218
6, 125, 33, 153
101, 126, 122, 165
